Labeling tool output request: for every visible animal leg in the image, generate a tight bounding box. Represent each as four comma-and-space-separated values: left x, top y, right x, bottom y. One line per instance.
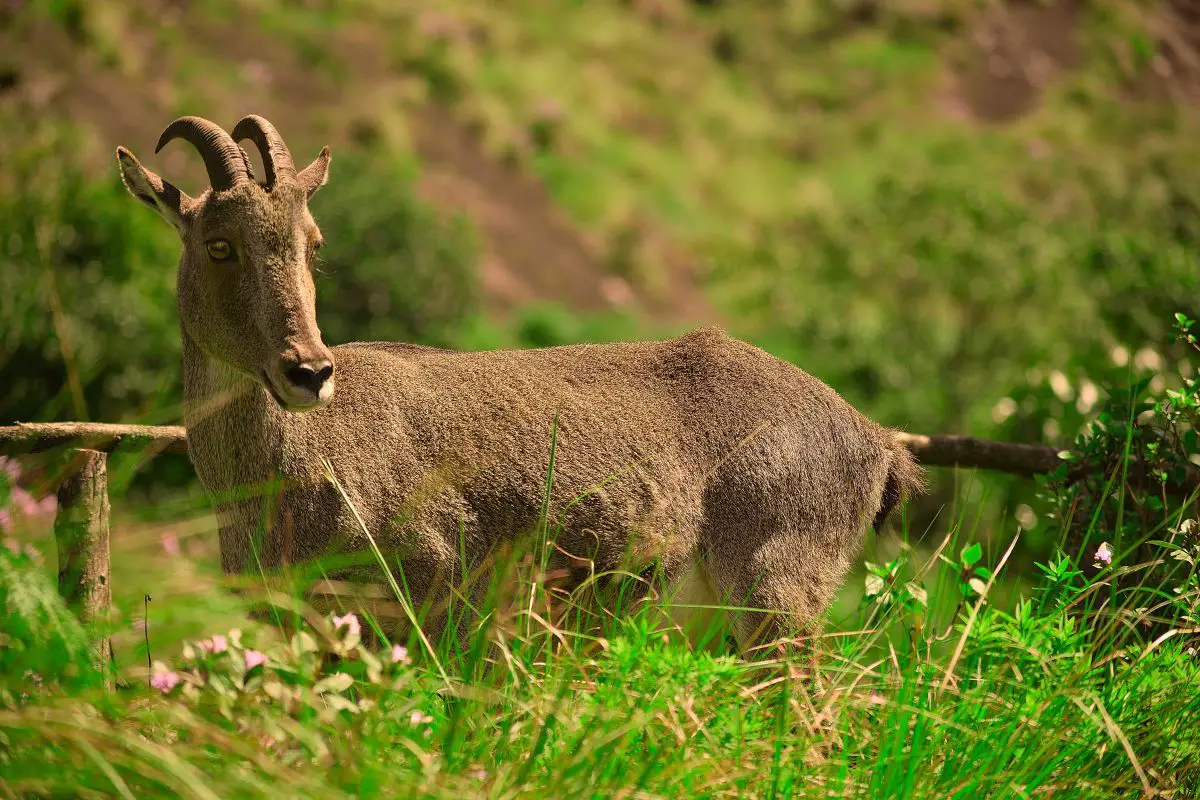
702, 529, 855, 660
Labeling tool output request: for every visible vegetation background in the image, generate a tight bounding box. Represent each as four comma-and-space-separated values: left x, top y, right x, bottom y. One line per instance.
1, 0, 1199, 797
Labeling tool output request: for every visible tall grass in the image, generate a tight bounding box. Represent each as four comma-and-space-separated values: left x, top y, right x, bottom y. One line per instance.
2, 444, 1198, 798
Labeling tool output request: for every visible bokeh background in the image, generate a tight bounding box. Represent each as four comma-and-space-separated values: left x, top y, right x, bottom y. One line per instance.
2, 0, 1198, 570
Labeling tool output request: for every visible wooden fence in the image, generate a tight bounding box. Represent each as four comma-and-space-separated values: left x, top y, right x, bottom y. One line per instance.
0, 419, 1146, 673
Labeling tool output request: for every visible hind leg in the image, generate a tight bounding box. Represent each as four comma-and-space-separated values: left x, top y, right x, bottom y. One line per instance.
702, 528, 857, 660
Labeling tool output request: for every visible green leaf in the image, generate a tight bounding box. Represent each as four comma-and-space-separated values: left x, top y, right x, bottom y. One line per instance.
961, 543, 983, 568
291, 631, 319, 655
359, 647, 383, 684
314, 671, 355, 694
865, 573, 885, 598
325, 694, 362, 714
905, 582, 928, 608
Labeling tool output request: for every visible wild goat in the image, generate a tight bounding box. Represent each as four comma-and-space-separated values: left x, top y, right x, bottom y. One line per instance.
116, 115, 925, 656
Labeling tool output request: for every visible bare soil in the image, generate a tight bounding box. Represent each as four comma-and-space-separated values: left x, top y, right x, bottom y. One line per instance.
951, 0, 1083, 124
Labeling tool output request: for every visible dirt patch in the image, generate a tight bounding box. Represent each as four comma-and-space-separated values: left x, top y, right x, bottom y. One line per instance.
1122, 0, 1200, 106
949, 0, 1082, 123
412, 107, 612, 313
1, 5, 714, 325
1, 17, 168, 164
411, 106, 712, 321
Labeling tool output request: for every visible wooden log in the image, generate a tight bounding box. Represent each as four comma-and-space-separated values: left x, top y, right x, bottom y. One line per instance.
0, 421, 1194, 492
0, 422, 188, 456
0, 421, 1064, 474
54, 449, 114, 685
894, 432, 1063, 476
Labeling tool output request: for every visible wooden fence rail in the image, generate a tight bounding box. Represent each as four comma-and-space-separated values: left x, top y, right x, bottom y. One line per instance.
0, 422, 188, 456
0, 421, 1066, 474
1, 419, 1191, 686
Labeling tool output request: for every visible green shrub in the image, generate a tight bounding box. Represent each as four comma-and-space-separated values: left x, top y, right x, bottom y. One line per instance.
0, 541, 99, 696
309, 150, 479, 349
0, 122, 181, 427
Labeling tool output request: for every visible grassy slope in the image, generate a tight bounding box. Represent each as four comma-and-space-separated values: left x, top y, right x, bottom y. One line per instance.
8, 0, 1198, 460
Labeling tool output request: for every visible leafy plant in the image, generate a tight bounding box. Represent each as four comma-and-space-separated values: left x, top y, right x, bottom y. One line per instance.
309, 149, 480, 350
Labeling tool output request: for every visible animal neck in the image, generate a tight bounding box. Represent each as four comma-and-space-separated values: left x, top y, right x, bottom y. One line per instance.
181, 329, 310, 573
181, 328, 287, 487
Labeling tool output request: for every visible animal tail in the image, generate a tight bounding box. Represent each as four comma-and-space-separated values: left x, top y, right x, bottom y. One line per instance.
871, 433, 927, 533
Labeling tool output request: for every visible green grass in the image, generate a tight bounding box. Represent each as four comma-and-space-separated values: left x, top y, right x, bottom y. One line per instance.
2, 529, 1198, 798
2, 440, 1199, 798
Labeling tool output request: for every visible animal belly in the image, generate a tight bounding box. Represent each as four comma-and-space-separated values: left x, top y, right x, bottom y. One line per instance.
662, 559, 728, 649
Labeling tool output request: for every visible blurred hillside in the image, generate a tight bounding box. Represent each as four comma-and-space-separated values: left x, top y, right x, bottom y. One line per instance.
1, 0, 1198, 548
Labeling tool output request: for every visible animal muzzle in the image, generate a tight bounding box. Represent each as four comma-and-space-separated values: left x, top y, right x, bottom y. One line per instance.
268, 345, 336, 411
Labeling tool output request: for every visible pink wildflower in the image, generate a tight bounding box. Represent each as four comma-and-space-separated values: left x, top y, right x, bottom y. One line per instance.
244, 649, 267, 670
11, 486, 36, 516
391, 644, 410, 664
196, 636, 227, 654
160, 531, 181, 557
409, 710, 432, 725
1094, 542, 1113, 566
150, 669, 180, 693
9, 486, 54, 519
332, 612, 361, 638
533, 96, 564, 123
0, 456, 20, 483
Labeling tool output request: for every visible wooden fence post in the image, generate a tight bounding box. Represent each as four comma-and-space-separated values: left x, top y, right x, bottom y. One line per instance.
54, 448, 113, 684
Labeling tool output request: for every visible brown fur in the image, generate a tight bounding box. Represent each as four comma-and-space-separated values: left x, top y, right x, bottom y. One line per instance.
116, 117, 926, 656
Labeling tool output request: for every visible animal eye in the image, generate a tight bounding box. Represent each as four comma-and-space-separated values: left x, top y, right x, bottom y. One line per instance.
206, 239, 233, 261
312, 240, 324, 252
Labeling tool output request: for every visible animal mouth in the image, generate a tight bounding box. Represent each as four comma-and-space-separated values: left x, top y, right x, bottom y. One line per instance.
260, 369, 290, 408
259, 369, 331, 413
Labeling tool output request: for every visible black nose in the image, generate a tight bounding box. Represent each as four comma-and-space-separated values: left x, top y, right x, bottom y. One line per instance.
284, 359, 334, 393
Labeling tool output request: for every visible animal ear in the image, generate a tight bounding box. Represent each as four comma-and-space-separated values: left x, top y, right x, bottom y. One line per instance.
296, 146, 331, 199
116, 146, 192, 232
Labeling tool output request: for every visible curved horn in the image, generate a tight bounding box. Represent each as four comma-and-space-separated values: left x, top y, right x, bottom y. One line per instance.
231, 115, 296, 189
154, 116, 249, 192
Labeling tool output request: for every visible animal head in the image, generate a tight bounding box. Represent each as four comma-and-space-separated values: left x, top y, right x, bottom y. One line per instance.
116, 115, 335, 412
